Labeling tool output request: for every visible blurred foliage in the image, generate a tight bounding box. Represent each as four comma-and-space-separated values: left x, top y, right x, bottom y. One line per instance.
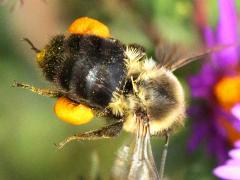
1, 0, 238, 179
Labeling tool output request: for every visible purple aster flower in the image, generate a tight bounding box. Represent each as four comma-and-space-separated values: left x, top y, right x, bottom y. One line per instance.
188, 0, 240, 164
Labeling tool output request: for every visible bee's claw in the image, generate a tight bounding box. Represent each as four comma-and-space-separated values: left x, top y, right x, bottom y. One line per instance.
11, 81, 17, 87
54, 142, 64, 150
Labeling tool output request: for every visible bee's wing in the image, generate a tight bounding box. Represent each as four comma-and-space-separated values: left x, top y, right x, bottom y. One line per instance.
128, 123, 159, 180
155, 42, 233, 71
111, 119, 159, 180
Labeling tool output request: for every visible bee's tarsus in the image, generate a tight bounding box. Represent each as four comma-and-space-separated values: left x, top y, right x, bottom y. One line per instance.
12, 81, 27, 88
22, 38, 41, 53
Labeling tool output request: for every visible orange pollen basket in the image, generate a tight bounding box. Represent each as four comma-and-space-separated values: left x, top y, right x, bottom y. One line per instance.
54, 97, 94, 125
68, 17, 110, 38
214, 75, 240, 109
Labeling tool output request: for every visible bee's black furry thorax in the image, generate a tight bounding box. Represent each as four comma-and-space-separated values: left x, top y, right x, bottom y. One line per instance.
39, 34, 127, 108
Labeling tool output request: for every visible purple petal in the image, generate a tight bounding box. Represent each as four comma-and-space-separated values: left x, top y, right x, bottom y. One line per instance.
216, 0, 238, 67
207, 123, 228, 163
231, 104, 240, 120
188, 63, 217, 98
203, 27, 219, 65
203, 26, 215, 47
234, 141, 240, 148
187, 120, 208, 151
187, 105, 210, 151
229, 149, 240, 160
226, 159, 240, 165
213, 165, 240, 179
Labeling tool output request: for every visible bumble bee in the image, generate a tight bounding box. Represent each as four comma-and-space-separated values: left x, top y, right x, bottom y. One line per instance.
14, 17, 215, 150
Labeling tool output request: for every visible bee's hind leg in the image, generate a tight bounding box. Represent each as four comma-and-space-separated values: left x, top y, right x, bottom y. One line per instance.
12, 81, 62, 97
56, 120, 124, 150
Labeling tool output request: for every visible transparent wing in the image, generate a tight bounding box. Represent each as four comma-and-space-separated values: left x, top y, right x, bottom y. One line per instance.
111, 117, 159, 180
155, 41, 233, 71
128, 119, 159, 180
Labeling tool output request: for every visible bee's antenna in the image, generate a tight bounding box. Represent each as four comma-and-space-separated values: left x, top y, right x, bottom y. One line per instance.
159, 133, 170, 180
22, 38, 40, 53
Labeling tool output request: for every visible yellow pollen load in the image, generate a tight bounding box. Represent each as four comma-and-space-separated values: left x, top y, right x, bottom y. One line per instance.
68, 17, 110, 38
214, 75, 240, 109
54, 97, 94, 125
36, 49, 46, 64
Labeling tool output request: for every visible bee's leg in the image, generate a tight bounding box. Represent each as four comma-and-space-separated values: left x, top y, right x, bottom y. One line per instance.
159, 133, 170, 180
56, 121, 123, 150
12, 81, 62, 97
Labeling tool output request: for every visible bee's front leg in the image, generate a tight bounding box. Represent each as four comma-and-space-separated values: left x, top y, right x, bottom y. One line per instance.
12, 81, 62, 97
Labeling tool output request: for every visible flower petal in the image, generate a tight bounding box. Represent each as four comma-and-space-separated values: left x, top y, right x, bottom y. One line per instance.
203, 27, 219, 66
234, 141, 240, 148
213, 165, 240, 179
188, 63, 217, 98
226, 159, 240, 165
203, 26, 215, 47
229, 149, 240, 159
231, 104, 240, 121
216, 0, 238, 67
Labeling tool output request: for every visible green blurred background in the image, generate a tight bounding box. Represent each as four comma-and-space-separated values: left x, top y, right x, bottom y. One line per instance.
1, 0, 239, 179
